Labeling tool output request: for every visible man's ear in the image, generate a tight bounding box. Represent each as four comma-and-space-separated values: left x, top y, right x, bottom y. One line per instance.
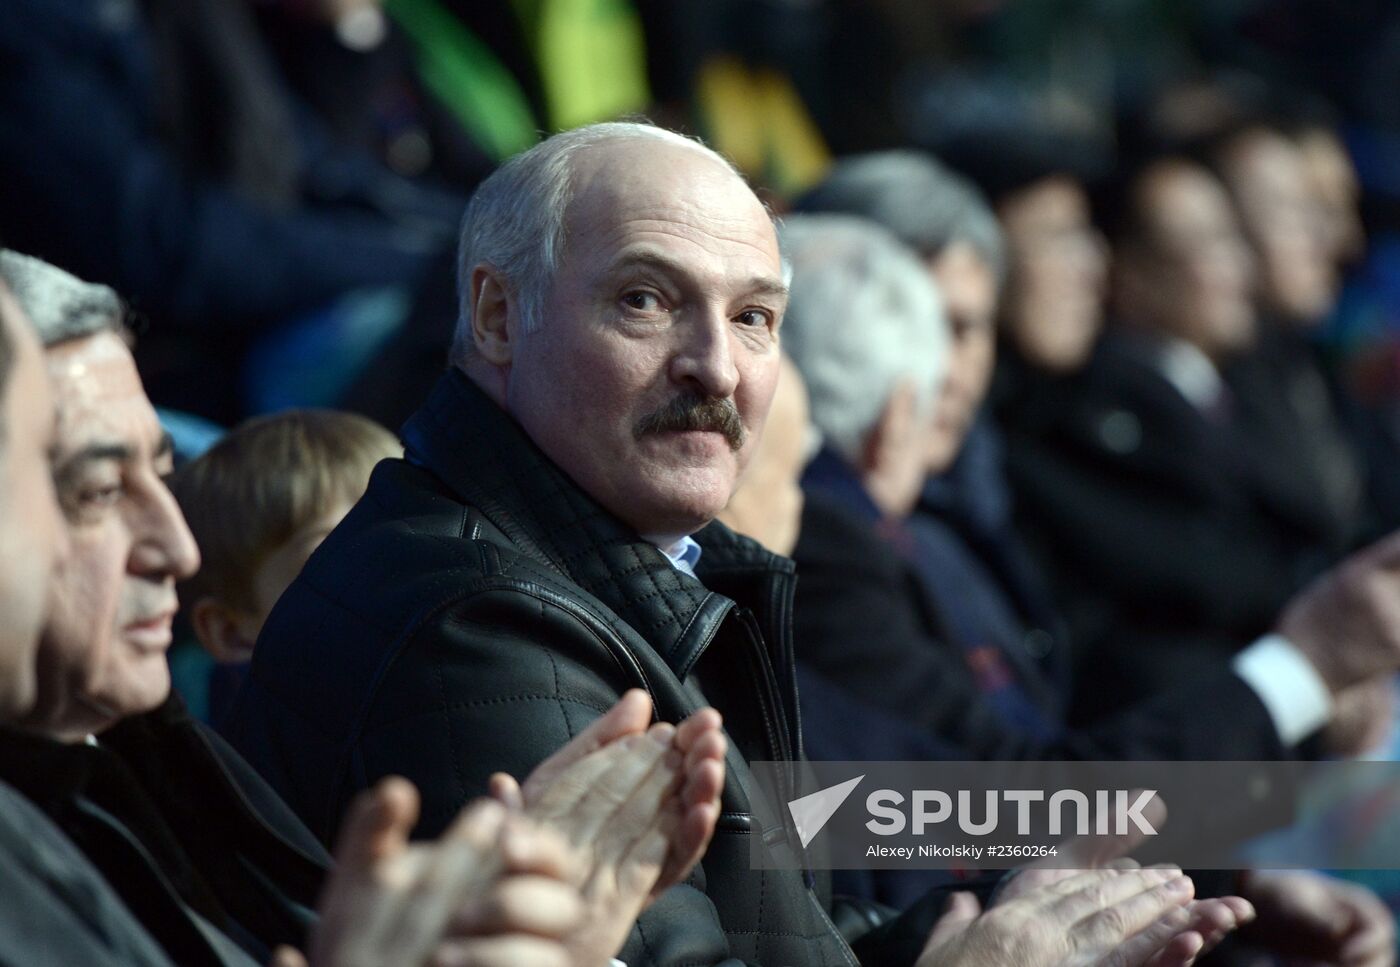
189, 597, 259, 665
469, 264, 517, 366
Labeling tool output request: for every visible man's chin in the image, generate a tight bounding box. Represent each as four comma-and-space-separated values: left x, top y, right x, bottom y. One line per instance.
625, 492, 730, 542
93, 662, 172, 724
596, 454, 738, 537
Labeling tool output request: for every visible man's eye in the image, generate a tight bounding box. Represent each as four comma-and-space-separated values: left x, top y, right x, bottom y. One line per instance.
58, 481, 121, 522
736, 309, 770, 328
80, 484, 122, 507
622, 291, 662, 312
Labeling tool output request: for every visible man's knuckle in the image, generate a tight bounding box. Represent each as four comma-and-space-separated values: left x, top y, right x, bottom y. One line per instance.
1081, 883, 1111, 911
1090, 905, 1129, 939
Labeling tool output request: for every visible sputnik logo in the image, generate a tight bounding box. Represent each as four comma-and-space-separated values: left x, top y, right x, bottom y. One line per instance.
787, 775, 864, 848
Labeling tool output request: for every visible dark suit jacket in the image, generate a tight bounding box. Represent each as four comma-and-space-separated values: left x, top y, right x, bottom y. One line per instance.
998, 334, 1312, 719
1224, 323, 1366, 564
792, 482, 1291, 763
0, 696, 326, 967
227, 369, 886, 966
0, 779, 178, 966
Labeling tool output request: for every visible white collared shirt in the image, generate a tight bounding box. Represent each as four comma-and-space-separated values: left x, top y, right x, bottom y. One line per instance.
648, 535, 703, 579
1154, 338, 1227, 413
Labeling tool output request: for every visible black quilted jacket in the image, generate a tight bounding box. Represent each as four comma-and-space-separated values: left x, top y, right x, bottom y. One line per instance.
225, 369, 872, 966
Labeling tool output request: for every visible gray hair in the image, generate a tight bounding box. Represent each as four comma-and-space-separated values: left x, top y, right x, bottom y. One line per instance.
450, 122, 742, 363
778, 214, 949, 464
0, 250, 124, 348
797, 150, 1005, 282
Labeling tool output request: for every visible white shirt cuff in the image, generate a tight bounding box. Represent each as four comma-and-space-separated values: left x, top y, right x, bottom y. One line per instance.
1232, 634, 1334, 745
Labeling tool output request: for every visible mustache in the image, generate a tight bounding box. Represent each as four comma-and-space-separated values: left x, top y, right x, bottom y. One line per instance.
635, 392, 747, 452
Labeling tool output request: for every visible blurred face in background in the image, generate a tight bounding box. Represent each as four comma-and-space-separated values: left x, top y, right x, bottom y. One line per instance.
1115, 160, 1256, 361
1297, 128, 1366, 269
924, 242, 997, 475
998, 175, 1108, 374
1216, 128, 1337, 325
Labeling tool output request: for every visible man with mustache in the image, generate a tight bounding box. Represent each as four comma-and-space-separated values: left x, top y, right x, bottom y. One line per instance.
228, 122, 1250, 966
229, 122, 847, 965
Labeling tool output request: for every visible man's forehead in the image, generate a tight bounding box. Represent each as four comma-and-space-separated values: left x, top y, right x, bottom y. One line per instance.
46, 333, 161, 453
566, 141, 781, 268
1139, 162, 1219, 219
1005, 176, 1086, 225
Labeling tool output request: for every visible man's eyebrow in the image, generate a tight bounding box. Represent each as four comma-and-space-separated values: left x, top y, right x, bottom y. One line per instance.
59, 442, 134, 466
606, 249, 692, 281
607, 250, 788, 300
742, 277, 790, 301
52, 441, 134, 488
51, 430, 174, 489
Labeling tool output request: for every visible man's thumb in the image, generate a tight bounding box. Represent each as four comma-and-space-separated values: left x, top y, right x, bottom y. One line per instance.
334, 776, 420, 871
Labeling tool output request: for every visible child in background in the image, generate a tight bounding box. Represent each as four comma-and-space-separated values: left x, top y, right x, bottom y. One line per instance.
169, 409, 401, 724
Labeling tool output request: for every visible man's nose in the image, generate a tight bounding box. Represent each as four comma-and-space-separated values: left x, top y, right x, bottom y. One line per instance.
129, 481, 201, 581
669, 309, 740, 400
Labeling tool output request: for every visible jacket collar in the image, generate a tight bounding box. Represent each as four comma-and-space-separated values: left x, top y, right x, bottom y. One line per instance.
0, 721, 229, 930
399, 369, 794, 675
0, 695, 326, 901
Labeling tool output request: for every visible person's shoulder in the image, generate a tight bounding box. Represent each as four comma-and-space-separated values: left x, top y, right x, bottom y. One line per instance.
233, 458, 617, 778
793, 492, 896, 573
273, 457, 578, 649
319, 458, 509, 568
0, 780, 179, 966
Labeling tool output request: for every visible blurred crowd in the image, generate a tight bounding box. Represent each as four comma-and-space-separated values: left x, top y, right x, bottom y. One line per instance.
6, 0, 1400, 965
